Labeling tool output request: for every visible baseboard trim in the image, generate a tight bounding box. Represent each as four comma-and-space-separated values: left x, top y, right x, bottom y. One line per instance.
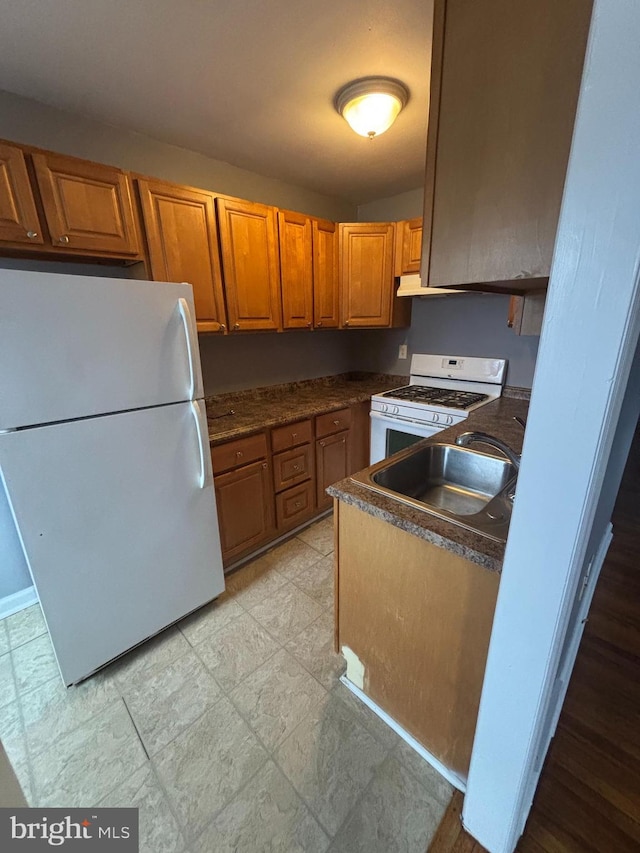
0, 586, 38, 621
340, 675, 467, 793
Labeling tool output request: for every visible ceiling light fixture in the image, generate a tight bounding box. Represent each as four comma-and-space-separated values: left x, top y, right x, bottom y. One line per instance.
335, 77, 409, 139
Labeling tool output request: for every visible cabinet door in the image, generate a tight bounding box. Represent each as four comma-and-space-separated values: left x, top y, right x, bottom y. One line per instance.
31, 152, 139, 255
312, 218, 339, 328
278, 209, 313, 330
339, 223, 395, 327
216, 197, 282, 331
316, 430, 350, 510
137, 179, 227, 333
0, 142, 44, 245
214, 459, 274, 563
395, 217, 423, 276
424, 0, 592, 288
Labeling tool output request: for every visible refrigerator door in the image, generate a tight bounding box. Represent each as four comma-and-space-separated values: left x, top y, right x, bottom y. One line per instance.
0, 269, 203, 430
0, 400, 224, 685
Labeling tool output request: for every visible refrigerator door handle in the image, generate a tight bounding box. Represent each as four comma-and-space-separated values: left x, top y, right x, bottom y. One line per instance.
190, 400, 212, 489
178, 297, 197, 400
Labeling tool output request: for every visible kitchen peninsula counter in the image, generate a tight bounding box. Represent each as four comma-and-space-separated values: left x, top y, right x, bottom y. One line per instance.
205, 372, 406, 445
327, 394, 530, 572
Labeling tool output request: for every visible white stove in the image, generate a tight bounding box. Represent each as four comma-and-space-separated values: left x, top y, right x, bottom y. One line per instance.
370, 354, 507, 463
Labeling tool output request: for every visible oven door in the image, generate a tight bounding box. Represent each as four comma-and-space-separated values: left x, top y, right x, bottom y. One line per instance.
369, 411, 444, 464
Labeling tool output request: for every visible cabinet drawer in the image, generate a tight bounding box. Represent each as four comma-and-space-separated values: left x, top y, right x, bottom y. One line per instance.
271, 419, 313, 453
316, 408, 352, 439
273, 444, 313, 493
276, 480, 315, 530
211, 432, 268, 474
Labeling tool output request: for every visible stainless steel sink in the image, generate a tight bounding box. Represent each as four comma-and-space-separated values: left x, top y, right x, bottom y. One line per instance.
351, 443, 517, 541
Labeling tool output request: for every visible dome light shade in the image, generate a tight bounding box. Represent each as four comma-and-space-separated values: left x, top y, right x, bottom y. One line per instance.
335, 77, 409, 139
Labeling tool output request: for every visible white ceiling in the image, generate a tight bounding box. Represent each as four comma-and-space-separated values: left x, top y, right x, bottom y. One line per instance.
0, 0, 433, 205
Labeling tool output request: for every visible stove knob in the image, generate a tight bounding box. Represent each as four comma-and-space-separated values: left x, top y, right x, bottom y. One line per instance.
382, 404, 388, 413
432, 413, 439, 423
393, 406, 400, 415
447, 415, 454, 424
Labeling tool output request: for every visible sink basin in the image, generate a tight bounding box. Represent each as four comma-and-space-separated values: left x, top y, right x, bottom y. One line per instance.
351, 443, 517, 541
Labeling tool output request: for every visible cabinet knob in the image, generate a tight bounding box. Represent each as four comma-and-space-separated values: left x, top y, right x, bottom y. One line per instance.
293, 464, 299, 471
233, 323, 240, 330
219, 324, 226, 332
333, 419, 340, 426
294, 501, 301, 508
320, 440, 325, 447
262, 462, 267, 469
344, 320, 350, 327
342, 438, 346, 444
26, 230, 38, 239
317, 321, 323, 327
58, 235, 70, 244
306, 321, 312, 328
236, 451, 243, 458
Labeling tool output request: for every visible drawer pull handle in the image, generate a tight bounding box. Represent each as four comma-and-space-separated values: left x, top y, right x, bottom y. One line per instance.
333, 420, 340, 426
294, 501, 301, 508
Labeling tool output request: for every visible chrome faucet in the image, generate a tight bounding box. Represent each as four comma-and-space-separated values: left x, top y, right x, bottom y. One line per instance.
455, 431, 521, 470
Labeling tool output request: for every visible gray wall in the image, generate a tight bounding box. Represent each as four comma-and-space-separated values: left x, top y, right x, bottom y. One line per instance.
199, 330, 353, 395
351, 295, 540, 388
0, 90, 356, 221
358, 187, 424, 221
356, 187, 541, 388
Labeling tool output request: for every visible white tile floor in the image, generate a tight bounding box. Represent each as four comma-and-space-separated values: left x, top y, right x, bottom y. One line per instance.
0, 516, 452, 852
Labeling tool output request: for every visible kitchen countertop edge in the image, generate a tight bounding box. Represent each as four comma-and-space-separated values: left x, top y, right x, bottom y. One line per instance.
328, 395, 530, 572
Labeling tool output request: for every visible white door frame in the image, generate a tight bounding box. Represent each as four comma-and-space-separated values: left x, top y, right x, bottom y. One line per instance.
462, 2, 640, 851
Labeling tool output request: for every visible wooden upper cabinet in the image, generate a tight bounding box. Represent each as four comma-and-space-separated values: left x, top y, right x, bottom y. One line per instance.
136, 178, 227, 333
312, 218, 339, 329
278, 209, 313, 330
423, 0, 592, 290
216, 196, 282, 332
395, 217, 422, 276
31, 152, 139, 256
0, 142, 44, 246
339, 223, 396, 328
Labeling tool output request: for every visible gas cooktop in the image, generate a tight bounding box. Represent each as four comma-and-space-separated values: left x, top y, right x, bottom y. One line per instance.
381, 385, 489, 410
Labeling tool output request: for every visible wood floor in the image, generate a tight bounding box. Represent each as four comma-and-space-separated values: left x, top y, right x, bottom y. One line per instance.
429, 425, 640, 853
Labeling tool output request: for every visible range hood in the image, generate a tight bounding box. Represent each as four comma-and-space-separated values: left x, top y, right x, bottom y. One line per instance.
396, 274, 468, 297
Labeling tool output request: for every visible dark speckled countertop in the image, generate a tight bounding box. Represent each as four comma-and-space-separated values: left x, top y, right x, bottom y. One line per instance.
205, 372, 407, 445
327, 394, 530, 573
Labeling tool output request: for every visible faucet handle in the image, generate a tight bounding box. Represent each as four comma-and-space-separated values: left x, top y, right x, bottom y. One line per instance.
513, 416, 527, 430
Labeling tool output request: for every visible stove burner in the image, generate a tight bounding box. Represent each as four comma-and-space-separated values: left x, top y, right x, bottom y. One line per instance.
382, 385, 489, 410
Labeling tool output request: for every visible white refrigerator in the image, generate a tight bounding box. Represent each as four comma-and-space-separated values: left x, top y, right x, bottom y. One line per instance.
0, 269, 225, 686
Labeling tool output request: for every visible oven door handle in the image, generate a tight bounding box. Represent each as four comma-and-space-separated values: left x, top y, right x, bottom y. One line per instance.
370, 410, 431, 427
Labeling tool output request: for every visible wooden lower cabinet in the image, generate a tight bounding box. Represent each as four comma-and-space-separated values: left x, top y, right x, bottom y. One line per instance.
336, 501, 499, 777
316, 430, 351, 511
276, 480, 315, 530
214, 458, 274, 565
